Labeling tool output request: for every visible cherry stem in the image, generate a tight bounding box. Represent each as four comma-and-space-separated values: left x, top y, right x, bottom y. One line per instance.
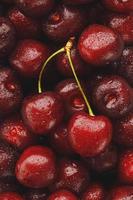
65, 42, 94, 116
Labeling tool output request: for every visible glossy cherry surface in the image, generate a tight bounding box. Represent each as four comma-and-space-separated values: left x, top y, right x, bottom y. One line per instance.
10, 39, 50, 78
68, 112, 112, 157
48, 190, 78, 200
107, 186, 133, 200
22, 92, 64, 135
0, 192, 24, 200
92, 75, 133, 118
78, 24, 124, 66
16, 146, 56, 188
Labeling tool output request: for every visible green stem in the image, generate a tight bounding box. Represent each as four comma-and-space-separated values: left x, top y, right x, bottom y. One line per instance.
66, 49, 94, 116
38, 47, 65, 93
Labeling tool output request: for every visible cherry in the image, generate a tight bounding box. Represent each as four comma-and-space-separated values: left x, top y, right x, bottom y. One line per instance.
82, 183, 105, 200
50, 124, 74, 155
48, 190, 78, 200
0, 67, 22, 117
88, 145, 118, 173
119, 150, 133, 184
25, 189, 48, 200
78, 24, 124, 66
102, 0, 133, 13
92, 75, 133, 118
0, 115, 36, 150
42, 4, 87, 42
104, 13, 133, 45
50, 158, 89, 194
8, 8, 41, 39
0, 17, 16, 58
22, 92, 64, 135
16, 0, 55, 18
68, 112, 112, 157
0, 192, 24, 200
107, 186, 133, 200
0, 141, 19, 177
117, 47, 133, 87
16, 146, 56, 188
56, 44, 90, 77
10, 39, 50, 78
63, 0, 93, 5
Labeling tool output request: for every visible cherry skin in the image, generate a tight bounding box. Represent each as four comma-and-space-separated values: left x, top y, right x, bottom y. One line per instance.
78, 24, 124, 66
22, 92, 64, 135
0, 115, 36, 150
16, 146, 56, 188
16, 0, 55, 18
68, 112, 112, 157
105, 13, 133, 45
119, 150, 133, 184
102, 0, 133, 13
48, 190, 78, 200
56, 45, 90, 77
25, 189, 48, 200
50, 124, 74, 155
88, 145, 118, 173
0, 67, 23, 117
118, 47, 133, 87
63, 0, 93, 5
92, 75, 133, 118
107, 186, 133, 200
0, 17, 16, 58
82, 183, 105, 200
42, 4, 87, 42
50, 158, 89, 194
8, 8, 41, 39
0, 141, 19, 177
10, 39, 50, 78
0, 192, 24, 200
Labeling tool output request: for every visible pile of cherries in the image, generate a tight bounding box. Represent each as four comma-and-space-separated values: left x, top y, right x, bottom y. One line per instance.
0, 0, 133, 199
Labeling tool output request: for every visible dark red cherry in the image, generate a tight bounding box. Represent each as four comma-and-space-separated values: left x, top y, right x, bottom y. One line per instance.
107, 186, 133, 200
0, 141, 19, 177
0, 67, 22, 117
118, 47, 133, 86
82, 183, 105, 200
16, 0, 55, 18
88, 145, 118, 173
119, 150, 133, 184
0, 115, 36, 150
50, 124, 74, 155
8, 8, 41, 39
42, 4, 87, 42
10, 39, 50, 78
22, 92, 64, 135
16, 146, 56, 188
50, 158, 89, 194
78, 24, 124, 66
63, 0, 93, 5
92, 75, 133, 118
0, 192, 24, 200
102, 0, 133, 13
25, 189, 48, 200
105, 13, 133, 45
68, 112, 112, 157
48, 190, 78, 200
0, 17, 16, 58
56, 45, 90, 77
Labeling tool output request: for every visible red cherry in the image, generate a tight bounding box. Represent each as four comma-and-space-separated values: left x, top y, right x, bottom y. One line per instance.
119, 150, 133, 184
22, 92, 64, 135
0, 115, 36, 150
0, 192, 24, 200
25, 189, 48, 200
78, 24, 124, 66
82, 183, 105, 200
15, 146, 56, 188
10, 39, 50, 78
50, 158, 89, 194
68, 112, 112, 157
48, 190, 78, 200
107, 186, 133, 200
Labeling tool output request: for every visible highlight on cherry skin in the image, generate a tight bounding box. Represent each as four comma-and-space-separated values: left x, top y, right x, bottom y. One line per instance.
0, 1, 132, 199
